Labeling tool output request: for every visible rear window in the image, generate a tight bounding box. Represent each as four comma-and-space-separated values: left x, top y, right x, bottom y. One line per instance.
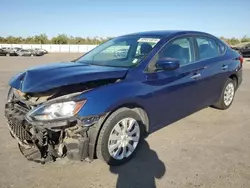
196, 37, 220, 60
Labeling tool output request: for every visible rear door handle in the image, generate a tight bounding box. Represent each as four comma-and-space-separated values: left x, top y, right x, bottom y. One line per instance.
190, 73, 201, 79
222, 65, 228, 70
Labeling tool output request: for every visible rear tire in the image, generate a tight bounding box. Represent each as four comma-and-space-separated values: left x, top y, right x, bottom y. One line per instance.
96, 107, 144, 166
213, 78, 236, 110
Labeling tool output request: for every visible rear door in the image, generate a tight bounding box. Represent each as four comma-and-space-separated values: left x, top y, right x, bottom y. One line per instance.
193, 36, 229, 106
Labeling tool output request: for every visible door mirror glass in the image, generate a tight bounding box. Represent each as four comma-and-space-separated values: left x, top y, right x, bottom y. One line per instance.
156, 58, 180, 71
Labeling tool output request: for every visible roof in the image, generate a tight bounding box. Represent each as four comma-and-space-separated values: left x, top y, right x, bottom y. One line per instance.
121, 30, 212, 38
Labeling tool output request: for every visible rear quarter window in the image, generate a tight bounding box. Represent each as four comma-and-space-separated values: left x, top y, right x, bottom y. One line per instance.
217, 40, 227, 54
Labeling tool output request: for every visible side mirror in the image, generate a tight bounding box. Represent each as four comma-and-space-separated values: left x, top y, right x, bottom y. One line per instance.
156, 58, 180, 71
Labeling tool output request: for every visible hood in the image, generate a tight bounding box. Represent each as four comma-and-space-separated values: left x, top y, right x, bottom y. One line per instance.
9, 62, 129, 93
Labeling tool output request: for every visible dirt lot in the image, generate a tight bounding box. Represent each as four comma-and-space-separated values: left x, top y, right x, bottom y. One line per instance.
0, 54, 250, 188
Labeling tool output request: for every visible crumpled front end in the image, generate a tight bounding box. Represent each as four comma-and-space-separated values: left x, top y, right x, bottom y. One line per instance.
4, 85, 109, 164
5, 101, 91, 164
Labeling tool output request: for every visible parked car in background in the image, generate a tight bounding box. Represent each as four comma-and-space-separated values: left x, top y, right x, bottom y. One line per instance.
12, 47, 23, 52
34, 48, 48, 54
114, 49, 129, 58
0, 47, 45, 56
5, 30, 243, 166
232, 42, 250, 57
0, 48, 8, 56
2, 47, 12, 53
16, 49, 33, 56
1, 48, 18, 56
30, 49, 44, 56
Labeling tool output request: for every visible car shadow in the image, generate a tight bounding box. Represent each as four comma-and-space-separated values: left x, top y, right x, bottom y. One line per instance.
109, 140, 166, 188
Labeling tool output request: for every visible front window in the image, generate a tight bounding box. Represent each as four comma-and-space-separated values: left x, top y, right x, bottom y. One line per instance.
76, 36, 161, 67
158, 37, 194, 66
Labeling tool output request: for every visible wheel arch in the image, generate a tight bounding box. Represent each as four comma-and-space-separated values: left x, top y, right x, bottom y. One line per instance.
229, 74, 238, 88
111, 103, 150, 133
88, 102, 150, 160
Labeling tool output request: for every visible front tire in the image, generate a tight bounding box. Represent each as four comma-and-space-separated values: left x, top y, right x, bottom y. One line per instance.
96, 107, 144, 166
213, 78, 236, 110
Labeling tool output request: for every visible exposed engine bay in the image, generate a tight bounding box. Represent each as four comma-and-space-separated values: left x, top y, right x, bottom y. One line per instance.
14, 79, 119, 105
5, 79, 118, 164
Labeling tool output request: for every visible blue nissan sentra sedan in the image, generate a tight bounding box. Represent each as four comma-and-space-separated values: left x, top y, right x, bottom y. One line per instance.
5, 30, 243, 165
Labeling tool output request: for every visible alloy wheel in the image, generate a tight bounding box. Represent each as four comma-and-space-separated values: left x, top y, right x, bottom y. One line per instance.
108, 117, 140, 160
224, 83, 235, 106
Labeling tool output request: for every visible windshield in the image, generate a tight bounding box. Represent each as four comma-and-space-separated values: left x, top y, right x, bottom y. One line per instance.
76, 36, 161, 67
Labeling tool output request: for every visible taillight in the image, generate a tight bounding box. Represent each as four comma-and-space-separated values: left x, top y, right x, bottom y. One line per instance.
239, 56, 244, 65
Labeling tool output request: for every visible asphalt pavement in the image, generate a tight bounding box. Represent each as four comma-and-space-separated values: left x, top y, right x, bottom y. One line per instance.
0, 54, 249, 188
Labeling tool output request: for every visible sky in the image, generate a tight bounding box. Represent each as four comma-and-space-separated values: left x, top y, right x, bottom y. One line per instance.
1, 0, 250, 38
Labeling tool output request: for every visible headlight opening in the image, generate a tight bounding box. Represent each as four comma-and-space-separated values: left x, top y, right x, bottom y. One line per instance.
27, 100, 86, 121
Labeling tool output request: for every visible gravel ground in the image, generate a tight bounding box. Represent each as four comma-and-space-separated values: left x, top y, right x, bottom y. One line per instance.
0, 54, 250, 188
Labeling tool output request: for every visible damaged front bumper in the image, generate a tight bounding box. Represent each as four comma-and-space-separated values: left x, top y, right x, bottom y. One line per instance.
5, 101, 101, 164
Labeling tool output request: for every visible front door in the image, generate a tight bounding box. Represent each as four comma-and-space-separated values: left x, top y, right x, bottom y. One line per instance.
145, 37, 205, 130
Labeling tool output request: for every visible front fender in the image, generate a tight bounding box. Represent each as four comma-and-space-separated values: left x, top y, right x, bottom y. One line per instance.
76, 80, 153, 117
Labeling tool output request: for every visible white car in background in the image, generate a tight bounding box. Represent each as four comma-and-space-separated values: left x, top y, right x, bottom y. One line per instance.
34, 48, 48, 54
114, 49, 129, 58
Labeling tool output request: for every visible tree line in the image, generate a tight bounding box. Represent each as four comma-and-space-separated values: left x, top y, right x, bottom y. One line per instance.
0, 34, 111, 45
0, 34, 250, 46
220, 36, 250, 46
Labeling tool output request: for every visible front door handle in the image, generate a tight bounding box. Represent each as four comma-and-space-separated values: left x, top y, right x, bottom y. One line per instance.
190, 73, 201, 79
222, 65, 228, 70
